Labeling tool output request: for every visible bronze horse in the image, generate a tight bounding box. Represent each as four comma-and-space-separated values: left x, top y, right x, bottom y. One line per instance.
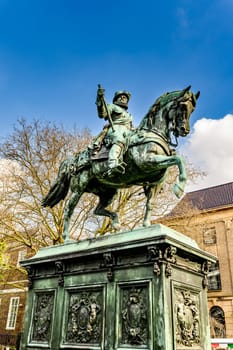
42, 86, 200, 242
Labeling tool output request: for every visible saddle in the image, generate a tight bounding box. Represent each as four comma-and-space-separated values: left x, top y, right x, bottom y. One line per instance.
69, 144, 109, 175
71, 129, 173, 175
90, 144, 109, 161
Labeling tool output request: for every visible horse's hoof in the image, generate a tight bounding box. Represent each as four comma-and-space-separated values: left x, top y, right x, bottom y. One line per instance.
64, 238, 76, 244
62, 231, 70, 243
173, 184, 184, 198
112, 222, 121, 231
143, 220, 151, 227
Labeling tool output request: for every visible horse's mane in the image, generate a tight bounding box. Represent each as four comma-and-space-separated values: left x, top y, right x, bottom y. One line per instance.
139, 89, 192, 130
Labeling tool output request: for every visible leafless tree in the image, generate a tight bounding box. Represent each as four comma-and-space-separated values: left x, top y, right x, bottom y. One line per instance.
0, 118, 205, 253
0, 119, 94, 251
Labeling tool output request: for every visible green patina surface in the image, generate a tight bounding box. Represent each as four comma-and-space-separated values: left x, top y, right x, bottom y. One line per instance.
24, 224, 211, 264
20, 225, 215, 350
42, 86, 200, 241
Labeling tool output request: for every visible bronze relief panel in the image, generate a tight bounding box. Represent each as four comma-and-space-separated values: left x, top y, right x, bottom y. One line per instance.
117, 282, 150, 347
30, 290, 55, 344
64, 286, 105, 347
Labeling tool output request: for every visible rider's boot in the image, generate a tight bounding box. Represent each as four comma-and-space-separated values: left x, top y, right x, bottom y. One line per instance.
106, 144, 126, 176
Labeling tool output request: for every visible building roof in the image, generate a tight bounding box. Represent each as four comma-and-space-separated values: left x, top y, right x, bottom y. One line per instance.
184, 182, 233, 210
168, 182, 233, 217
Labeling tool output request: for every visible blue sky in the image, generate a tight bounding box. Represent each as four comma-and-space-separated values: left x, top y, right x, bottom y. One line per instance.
0, 0, 233, 189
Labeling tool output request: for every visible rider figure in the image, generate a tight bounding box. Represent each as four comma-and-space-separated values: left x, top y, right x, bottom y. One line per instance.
95, 85, 134, 175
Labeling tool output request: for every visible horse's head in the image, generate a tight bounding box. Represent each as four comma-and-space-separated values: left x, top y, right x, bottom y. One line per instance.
139, 86, 200, 146
169, 86, 200, 138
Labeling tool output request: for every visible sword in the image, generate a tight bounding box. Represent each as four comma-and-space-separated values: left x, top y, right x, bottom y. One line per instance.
97, 84, 115, 132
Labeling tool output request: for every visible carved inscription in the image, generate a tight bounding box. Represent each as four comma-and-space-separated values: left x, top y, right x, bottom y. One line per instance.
66, 290, 102, 345
31, 292, 54, 342
174, 289, 200, 347
121, 286, 148, 346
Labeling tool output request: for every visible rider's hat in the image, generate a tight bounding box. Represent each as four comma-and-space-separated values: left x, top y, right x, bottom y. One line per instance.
113, 91, 131, 103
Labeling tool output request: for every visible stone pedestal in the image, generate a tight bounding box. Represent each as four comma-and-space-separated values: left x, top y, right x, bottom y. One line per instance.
20, 224, 216, 350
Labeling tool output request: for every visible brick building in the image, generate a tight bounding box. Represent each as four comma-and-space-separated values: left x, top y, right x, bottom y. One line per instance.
160, 182, 233, 339
0, 248, 28, 350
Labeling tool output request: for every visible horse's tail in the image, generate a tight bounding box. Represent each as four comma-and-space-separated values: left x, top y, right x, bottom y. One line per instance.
42, 158, 72, 208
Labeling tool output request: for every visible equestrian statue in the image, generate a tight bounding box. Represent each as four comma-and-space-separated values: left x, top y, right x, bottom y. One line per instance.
42, 84, 200, 242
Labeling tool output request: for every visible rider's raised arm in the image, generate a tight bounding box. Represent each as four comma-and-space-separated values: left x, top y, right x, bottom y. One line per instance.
95, 85, 110, 120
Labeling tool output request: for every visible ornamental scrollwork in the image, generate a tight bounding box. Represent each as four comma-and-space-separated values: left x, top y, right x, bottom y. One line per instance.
55, 260, 65, 286
147, 246, 162, 275
148, 245, 177, 277
100, 252, 116, 281
201, 260, 211, 289
25, 266, 34, 289
164, 246, 177, 263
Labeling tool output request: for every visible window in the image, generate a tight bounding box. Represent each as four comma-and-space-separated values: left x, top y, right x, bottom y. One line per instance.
6, 297, 20, 330
208, 262, 221, 290
210, 306, 226, 338
203, 227, 216, 245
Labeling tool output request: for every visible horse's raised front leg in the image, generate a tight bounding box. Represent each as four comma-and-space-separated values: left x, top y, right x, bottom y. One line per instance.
94, 188, 120, 231
151, 154, 187, 198
172, 155, 187, 198
143, 184, 163, 227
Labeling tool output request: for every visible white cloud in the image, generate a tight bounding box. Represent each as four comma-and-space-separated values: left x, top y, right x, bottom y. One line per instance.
180, 115, 233, 191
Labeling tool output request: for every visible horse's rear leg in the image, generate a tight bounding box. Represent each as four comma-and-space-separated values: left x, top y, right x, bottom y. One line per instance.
63, 192, 81, 243
94, 188, 120, 230
63, 170, 89, 243
143, 184, 163, 227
